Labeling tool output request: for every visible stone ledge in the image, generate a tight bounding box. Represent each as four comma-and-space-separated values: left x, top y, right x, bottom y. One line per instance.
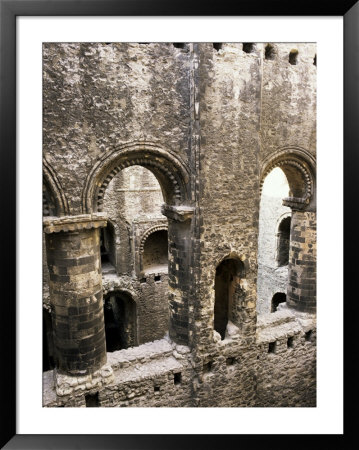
161, 204, 194, 222
43, 213, 108, 234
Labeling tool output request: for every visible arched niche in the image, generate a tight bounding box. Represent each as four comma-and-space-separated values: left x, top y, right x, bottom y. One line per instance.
214, 255, 246, 340
81, 142, 190, 214
140, 226, 168, 274
103, 291, 137, 352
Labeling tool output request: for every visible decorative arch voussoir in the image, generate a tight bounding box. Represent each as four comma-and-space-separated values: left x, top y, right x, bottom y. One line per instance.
260, 146, 316, 209
82, 142, 190, 214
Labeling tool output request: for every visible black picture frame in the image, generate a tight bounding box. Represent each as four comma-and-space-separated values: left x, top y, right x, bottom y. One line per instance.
1, 0, 356, 448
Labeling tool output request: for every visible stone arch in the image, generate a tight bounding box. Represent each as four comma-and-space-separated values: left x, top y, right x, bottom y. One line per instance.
43, 159, 69, 216
140, 226, 169, 273
81, 142, 190, 213
260, 147, 316, 211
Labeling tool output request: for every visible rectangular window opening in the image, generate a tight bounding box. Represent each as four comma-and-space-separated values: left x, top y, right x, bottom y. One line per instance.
174, 372, 182, 385
154, 275, 161, 282
154, 385, 160, 392
268, 342, 276, 354
287, 336, 294, 348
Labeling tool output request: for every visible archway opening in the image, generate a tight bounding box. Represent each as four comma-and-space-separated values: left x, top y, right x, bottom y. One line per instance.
214, 257, 245, 340
142, 230, 168, 274
271, 292, 287, 312
257, 168, 291, 315
104, 292, 137, 352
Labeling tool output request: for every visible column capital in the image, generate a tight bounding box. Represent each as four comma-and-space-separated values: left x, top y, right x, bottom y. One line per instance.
161, 204, 194, 222
43, 213, 108, 234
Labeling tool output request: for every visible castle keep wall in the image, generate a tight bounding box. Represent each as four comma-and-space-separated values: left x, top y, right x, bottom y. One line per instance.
42, 43, 317, 407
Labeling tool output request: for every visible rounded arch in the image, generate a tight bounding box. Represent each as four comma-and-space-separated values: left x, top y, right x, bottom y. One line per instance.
214, 252, 248, 279
82, 142, 190, 213
43, 159, 69, 216
139, 224, 168, 255
260, 147, 316, 210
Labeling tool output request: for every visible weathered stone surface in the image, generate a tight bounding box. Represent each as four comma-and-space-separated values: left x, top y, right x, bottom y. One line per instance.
42, 42, 316, 407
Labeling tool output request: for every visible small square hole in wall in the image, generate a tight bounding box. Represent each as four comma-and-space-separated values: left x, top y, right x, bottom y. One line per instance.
287, 336, 294, 348
154, 275, 161, 282
242, 43, 255, 53
203, 360, 213, 373
213, 43, 223, 51
174, 372, 182, 385
305, 330, 313, 342
154, 385, 160, 392
268, 342, 276, 354
226, 357, 236, 366
140, 278, 147, 284
85, 392, 99, 407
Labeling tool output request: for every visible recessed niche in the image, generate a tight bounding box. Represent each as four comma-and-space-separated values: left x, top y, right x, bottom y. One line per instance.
85, 392, 99, 407
243, 43, 255, 53
174, 372, 182, 385
289, 49, 299, 65
268, 342, 276, 354
305, 330, 313, 342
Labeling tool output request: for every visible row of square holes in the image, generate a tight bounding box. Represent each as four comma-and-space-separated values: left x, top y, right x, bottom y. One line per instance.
140, 275, 161, 283
86, 332, 314, 403
268, 330, 313, 354
175, 43, 316, 66
139, 43, 316, 66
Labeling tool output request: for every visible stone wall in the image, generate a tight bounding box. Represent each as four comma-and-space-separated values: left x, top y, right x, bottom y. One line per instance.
42, 42, 316, 407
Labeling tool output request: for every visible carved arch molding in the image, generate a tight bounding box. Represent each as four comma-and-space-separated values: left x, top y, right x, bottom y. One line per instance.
82, 142, 191, 214
260, 147, 316, 210
43, 159, 69, 216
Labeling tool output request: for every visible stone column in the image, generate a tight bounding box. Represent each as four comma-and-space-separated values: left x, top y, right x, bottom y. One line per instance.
43, 214, 107, 375
286, 210, 316, 313
161, 205, 194, 345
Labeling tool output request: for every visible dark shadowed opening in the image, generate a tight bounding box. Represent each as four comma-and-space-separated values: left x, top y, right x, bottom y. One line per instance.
277, 216, 291, 266
271, 292, 287, 312
214, 257, 245, 340
43, 308, 55, 372
243, 43, 255, 53
104, 292, 137, 352
85, 392, 99, 407
289, 49, 299, 65
265, 44, 276, 60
